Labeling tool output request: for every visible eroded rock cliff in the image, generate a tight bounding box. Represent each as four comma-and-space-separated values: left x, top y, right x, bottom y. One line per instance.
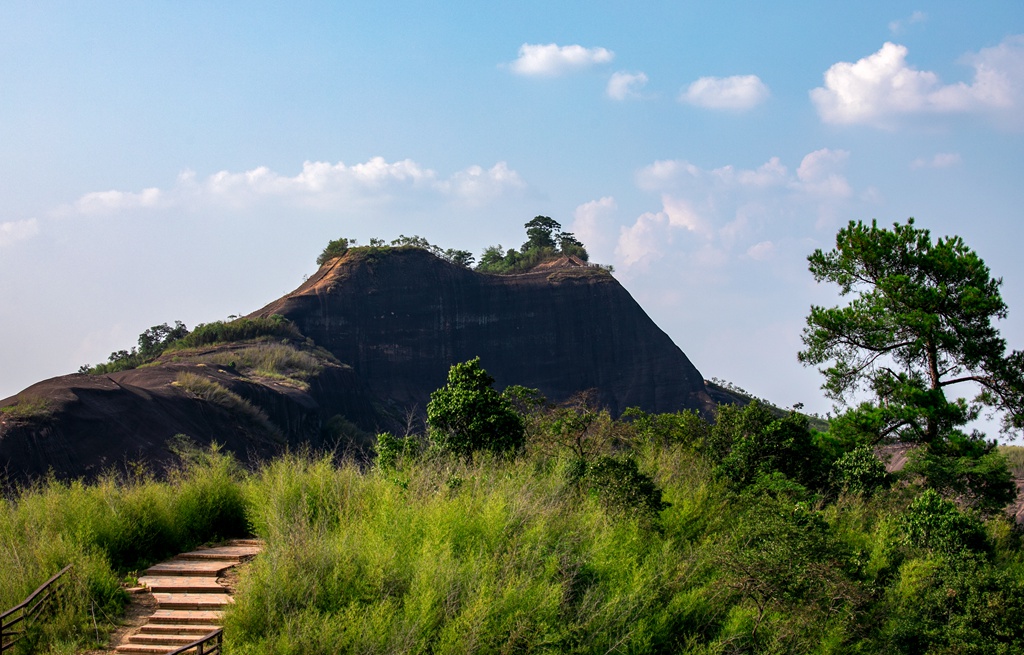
252, 247, 714, 419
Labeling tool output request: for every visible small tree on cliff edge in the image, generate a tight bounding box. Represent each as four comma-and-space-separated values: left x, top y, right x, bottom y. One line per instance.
799, 219, 1023, 510
427, 358, 525, 459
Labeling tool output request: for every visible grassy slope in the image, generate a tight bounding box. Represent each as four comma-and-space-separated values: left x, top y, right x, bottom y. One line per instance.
3, 424, 1023, 654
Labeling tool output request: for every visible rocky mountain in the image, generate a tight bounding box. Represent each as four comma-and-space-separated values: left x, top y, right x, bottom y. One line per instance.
253, 247, 713, 418
0, 247, 714, 480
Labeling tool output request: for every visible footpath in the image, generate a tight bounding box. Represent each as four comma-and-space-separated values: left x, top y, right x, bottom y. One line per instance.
111, 539, 262, 654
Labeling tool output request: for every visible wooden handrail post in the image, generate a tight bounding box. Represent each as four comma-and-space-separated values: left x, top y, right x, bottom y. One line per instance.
0, 565, 73, 654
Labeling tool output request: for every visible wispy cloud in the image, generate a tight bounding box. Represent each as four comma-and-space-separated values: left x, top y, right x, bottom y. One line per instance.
680, 74, 769, 110
0, 218, 39, 247
910, 152, 962, 169
57, 158, 525, 217
811, 36, 1024, 128
888, 10, 927, 35
606, 71, 648, 100
508, 43, 614, 77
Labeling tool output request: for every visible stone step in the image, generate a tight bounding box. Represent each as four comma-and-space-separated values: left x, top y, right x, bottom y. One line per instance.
139, 623, 220, 635
229, 538, 263, 547
154, 592, 233, 610
178, 545, 262, 560
143, 560, 232, 577
115, 644, 183, 654
128, 633, 199, 646
150, 609, 224, 624
137, 576, 224, 593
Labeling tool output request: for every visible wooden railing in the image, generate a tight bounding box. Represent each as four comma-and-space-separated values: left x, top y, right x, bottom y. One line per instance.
0, 564, 73, 654
167, 628, 223, 655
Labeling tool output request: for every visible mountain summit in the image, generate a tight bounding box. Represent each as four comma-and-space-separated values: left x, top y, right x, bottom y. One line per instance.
1, 246, 713, 479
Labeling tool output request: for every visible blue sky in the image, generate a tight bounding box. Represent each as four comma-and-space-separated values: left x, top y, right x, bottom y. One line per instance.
3, 2, 1024, 430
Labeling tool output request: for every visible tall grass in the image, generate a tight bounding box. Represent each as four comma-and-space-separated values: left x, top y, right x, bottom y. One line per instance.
173, 372, 281, 438
225, 447, 735, 654
0, 445, 248, 654
192, 343, 325, 389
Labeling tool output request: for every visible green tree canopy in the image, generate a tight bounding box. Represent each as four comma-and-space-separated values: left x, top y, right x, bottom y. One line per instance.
426, 357, 525, 458
799, 219, 1024, 442
799, 219, 1021, 510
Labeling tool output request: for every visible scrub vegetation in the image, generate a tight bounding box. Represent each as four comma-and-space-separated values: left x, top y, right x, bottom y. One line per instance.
5, 218, 1023, 653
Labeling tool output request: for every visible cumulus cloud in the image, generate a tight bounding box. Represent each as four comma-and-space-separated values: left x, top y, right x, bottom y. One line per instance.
616, 210, 670, 268
618, 149, 858, 270
606, 71, 648, 100
910, 152, 962, 169
508, 43, 614, 76
434, 162, 525, 206
0, 218, 39, 247
811, 36, 1024, 127
888, 10, 927, 35
795, 148, 851, 198
61, 158, 525, 216
571, 197, 617, 259
681, 75, 769, 110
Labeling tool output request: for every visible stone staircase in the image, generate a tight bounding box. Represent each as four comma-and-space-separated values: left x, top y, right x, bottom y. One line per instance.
114, 539, 261, 654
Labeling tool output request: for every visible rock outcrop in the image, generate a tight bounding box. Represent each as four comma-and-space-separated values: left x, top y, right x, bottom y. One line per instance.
1, 247, 714, 480
252, 247, 714, 418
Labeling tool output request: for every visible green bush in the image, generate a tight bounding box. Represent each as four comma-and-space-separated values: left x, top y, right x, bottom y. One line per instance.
316, 237, 352, 265
426, 358, 525, 459
168, 315, 303, 350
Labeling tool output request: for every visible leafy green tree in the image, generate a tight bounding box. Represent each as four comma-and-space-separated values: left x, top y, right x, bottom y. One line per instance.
523, 215, 561, 251
557, 231, 589, 261
800, 219, 1024, 441
710, 401, 822, 490
138, 321, 189, 359
426, 358, 525, 458
831, 444, 889, 495
799, 219, 1022, 509
316, 237, 354, 265
901, 488, 988, 555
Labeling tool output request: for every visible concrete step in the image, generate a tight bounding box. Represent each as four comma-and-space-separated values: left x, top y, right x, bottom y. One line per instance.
154, 592, 233, 610
143, 560, 232, 577
137, 576, 224, 593
150, 609, 225, 624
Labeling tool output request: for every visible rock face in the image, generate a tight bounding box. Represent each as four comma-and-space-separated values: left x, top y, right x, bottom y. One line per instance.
1, 247, 714, 480
252, 248, 714, 418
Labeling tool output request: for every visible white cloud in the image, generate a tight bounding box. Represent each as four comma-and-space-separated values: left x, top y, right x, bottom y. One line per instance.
75, 187, 162, 215
435, 162, 525, 206
616, 211, 669, 268
888, 10, 927, 35
795, 148, 851, 198
681, 75, 769, 110
571, 197, 617, 259
745, 240, 776, 261
910, 152, 962, 169
61, 158, 525, 216
811, 36, 1024, 127
606, 71, 648, 100
508, 43, 614, 77
0, 218, 39, 247
618, 149, 860, 271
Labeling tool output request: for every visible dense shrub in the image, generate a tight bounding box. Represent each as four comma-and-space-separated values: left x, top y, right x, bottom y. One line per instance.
169, 315, 303, 350
426, 358, 525, 458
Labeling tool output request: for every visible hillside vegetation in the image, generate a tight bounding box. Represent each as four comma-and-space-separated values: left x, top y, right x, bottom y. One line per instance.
3, 393, 1023, 654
